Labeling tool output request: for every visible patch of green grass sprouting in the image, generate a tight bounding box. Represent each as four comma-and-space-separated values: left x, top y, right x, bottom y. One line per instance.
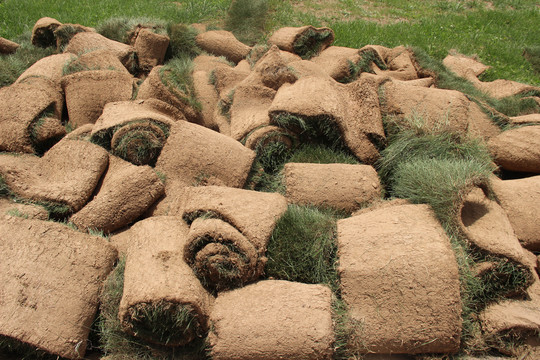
0, 35, 55, 88
293, 27, 334, 60
166, 23, 201, 60
288, 143, 359, 165
160, 56, 202, 112
225, 0, 269, 45
96, 17, 167, 44
390, 158, 494, 227
265, 204, 346, 292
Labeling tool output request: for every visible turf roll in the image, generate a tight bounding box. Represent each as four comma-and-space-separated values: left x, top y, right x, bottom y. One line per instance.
195, 30, 252, 64
118, 217, 214, 347
268, 25, 334, 60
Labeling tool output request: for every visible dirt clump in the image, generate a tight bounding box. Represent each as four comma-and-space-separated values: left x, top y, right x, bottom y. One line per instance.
208, 280, 334, 360
195, 30, 251, 64
337, 203, 462, 353
0, 216, 117, 359
70, 155, 165, 233
118, 217, 214, 347
284, 163, 381, 212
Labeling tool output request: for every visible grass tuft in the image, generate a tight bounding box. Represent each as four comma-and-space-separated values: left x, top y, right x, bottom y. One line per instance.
166, 23, 201, 60
523, 46, 540, 75
225, 0, 269, 45
96, 17, 167, 44
288, 143, 358, 165
339, 49, 387, 84
293, 27, 333, 60
160, 57, 202, 111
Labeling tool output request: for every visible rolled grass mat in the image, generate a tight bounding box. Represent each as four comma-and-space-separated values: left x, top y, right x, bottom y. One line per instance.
337, 203, 462, 354
193, 54, 234, 74
443, 53, 491, 79
480, 300, 540, 354
136, 65, 200, 124
311, 46, 363, 82
488, 125, 540, 173
54, 23, 95, 52
0, 37, 19, 54
134, 28, 169, 72
287, 59, 329, 79
243, 125, 298, 174
185, 218, 261, 291
195, 30, 251, 64
268, 25, 334, 60
31, 17, 62, 48
70, 155, 165, 233
378, 46, 419, 81
457, 186, 533, 268
208, 280, 334, 360
62, 49, 130, 75
61, 70, 135, 128
118, 217, 214, 347
0, 77, 65, 154
229, 85, 276, 141
0, 139, 109, 212
0, 216, 116, 359
284, 163, 381, 212
16, 53, 76, 85
155, 121, 255, 190
110, 120, 168, 166
0, 198, 49, 220
64, 31, 138, 73
178, 186, 288, 247
241, 45, 297, 90
269, 75, 385, 164
211, 65, 250, 99
381, 79, 474, 135
510, 113, 540, 125
491, 176, 540, 251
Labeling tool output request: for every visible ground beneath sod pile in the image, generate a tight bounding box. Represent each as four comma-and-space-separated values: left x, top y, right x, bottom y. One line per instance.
1, 14, 540, 360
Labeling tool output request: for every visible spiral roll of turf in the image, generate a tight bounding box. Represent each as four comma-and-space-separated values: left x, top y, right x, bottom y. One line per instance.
110, 120, 167, 166
184, 217, 262, 292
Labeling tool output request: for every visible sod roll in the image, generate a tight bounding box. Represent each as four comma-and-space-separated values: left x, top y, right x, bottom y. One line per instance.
133, 28, 170, 72
488, 125, 540, 173
118, 217, 214, 347
176, 186, 288, 290
0, 77, 65, 154
208, 280, 334, 360
337, 203, 462, 353
16, 53, 77, 85
229, 85, 276, 141
0, 37, 19, 54
0, 216, 116, 359
31, 17, 62, 47
268, 25, 334, 60
195, 30, 251, 64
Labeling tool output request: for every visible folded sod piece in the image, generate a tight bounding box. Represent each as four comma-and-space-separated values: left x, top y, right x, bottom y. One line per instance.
133, 28, 169, 72
0, 198, 49, 220
195, 30, 252, 64
118, 217, 214, 347
284, 163, 381, 212
0, 139, 109, 213
176, 186, 288, 291
337, 203, 462, 354
0, 37, 19, 54
70, 155, 165, 233
192, 69, 220, 130
268, 25, 334, 60
16, 53, 76, 85
491, 176, 540, 251
61, 70, 135, 128
480, 300, 540, 355
240, 45, 297, 90
229, 84, 276, 141
488, 125, 540, 173
0, 216, 117, 359
269, 75, 386, 164
63, 49, 131, 75
458, 186, 535, 268
381, 79, 499, 138
137, 65, 200, 124
91, 99, 179, 166
0, 77, 65, 154
208, 280, 334, 360
64, 31, 138, 72
31, 17, 62, 47
443, 53, 540, 99
372, 45, 419, 81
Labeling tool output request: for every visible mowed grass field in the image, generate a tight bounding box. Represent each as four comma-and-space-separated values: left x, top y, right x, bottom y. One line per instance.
0, 0, 539, 85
